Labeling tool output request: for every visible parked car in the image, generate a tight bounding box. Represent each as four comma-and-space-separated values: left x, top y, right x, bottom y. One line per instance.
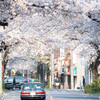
4, 76, 28, 89
20, 82, 46, 100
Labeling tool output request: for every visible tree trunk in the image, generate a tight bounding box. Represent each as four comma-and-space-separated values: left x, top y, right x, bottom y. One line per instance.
2, 49, 9, 89
90, 52, 100, 79
92, 67, 98, 79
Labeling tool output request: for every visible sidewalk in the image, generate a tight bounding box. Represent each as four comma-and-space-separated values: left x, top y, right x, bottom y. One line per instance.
0, 93, 3, 100
0, 92, 5, 100
92, 94, 100, 98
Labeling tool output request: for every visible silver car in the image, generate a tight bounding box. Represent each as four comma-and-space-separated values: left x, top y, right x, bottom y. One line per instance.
20, 82, 46, 100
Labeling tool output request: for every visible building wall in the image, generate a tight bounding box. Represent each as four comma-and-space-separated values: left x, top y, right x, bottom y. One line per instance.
72, 53, 89, 89
76, 55, 85, 89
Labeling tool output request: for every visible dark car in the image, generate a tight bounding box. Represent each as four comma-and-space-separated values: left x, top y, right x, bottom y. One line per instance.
4, 76, 28, 89
20, 82, 46, 100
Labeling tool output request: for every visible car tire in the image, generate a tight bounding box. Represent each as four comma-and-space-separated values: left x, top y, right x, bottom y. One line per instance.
7, 88, 10, 90
42, 97, 46, 100
21, 98, 24, 100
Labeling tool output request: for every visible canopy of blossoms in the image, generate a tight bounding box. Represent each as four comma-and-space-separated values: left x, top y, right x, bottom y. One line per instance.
0, 0, 100, 70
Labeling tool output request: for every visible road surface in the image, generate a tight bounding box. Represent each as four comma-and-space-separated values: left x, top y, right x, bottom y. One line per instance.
4, 89, 100, 100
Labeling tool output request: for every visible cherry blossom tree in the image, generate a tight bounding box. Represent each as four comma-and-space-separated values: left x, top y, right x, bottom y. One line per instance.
0, 0, 100, 78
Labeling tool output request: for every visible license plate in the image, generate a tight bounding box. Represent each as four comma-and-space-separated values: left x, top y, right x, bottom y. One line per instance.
30, 92, 36, 95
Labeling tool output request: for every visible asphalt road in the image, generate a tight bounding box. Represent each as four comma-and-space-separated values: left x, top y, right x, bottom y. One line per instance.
46, 89, 100, 100
4, 89, 100, 100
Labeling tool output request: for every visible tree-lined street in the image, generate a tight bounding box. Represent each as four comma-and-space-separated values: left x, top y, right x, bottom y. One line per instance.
0, 0, 100, 100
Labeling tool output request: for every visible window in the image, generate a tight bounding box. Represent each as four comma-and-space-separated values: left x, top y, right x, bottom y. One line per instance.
23, 83, 43, 90
7, 77, 13, 83
15, 76, 27, 83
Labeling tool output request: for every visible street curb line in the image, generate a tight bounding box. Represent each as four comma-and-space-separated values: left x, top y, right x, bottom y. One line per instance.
46, 92, 53, 100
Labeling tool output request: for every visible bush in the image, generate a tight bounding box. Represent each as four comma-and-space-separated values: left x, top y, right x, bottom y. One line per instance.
45, 84, 49, 89
92, 78, 100, 92
84, 78, 100, 94
84, 85, 92, 93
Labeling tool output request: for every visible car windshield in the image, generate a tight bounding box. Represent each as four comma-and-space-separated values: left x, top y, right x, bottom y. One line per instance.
23, 83, 43, 90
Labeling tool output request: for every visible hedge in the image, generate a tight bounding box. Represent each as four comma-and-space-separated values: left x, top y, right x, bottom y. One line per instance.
84, 78, 100, 94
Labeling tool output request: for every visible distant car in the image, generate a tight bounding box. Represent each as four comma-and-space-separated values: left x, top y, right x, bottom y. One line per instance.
20, 82, 46, 100
4, 76, 28, 89
28, 78, 36, 83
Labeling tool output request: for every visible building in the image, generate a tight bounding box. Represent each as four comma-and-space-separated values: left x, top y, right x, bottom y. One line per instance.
53, 48, 92, 90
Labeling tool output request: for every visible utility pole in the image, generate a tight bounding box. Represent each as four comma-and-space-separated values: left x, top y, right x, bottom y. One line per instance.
22, 69, 24, 76
38, 63, 41, 82
27, 70, 29, 78
43, 64, 45, 87
50, 50, 54, 89
71, 52, 74, 90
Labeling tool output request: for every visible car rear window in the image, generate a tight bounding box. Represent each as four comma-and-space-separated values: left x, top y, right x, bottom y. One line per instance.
23, 83, 43, 90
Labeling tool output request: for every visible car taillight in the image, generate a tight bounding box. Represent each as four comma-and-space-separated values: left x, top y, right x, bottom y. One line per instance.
36, 92, 45, 95
21, 92, 29, 95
